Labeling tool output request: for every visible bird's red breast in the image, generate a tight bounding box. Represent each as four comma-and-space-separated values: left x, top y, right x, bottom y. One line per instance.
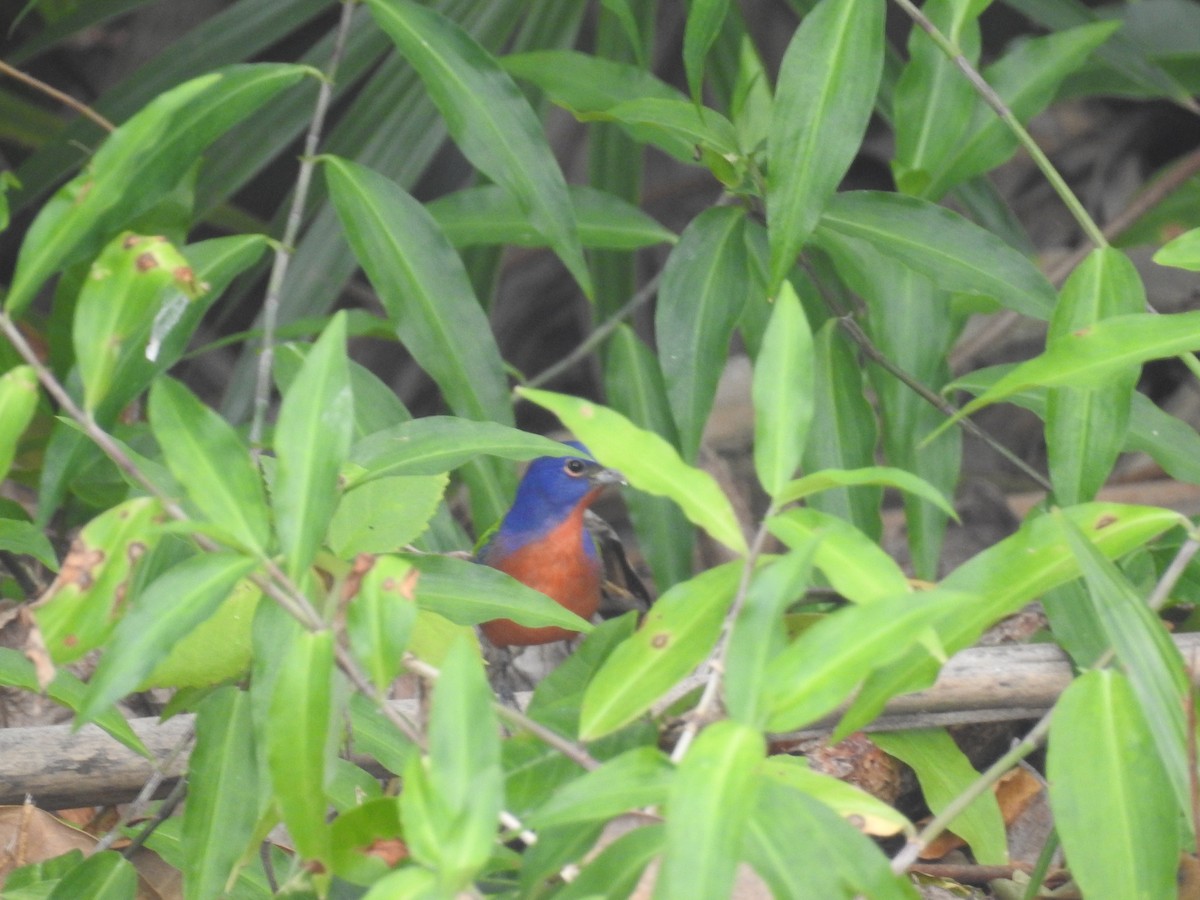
480, 499, 603, 647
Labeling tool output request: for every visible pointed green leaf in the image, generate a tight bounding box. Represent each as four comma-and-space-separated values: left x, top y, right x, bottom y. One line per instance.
872, 729, 1006, 865
656, 206, 754, 461
150, 377, 271, 551
273, 312, 353, 580
182, 687, 262, 900
815, 191, 1056, 319
267, 629, 335, 866
683, 0, 730, 104
501, 49, 682, 114
531, 746, 673, 828
1048, 670, 1178, 900
348, 555, 418, 694
329, 474, 447, 557
46, 851, 136, 900
760, 755, 913, 837
365, 0, 591, 296
779, 466, 956, 518
80, 552, 257, 720
0, 365, 39, 484
766, 0, 884, 291
752, 281, 813, 497
581, 562, 742, 740
1154, 225, 1200, 271
7, 64, 310, 315
347, 417, 569, 487
409, 554, 591, 634
518, 388, 748, 555
0, 519, 57, 571
322, 156, 511, 426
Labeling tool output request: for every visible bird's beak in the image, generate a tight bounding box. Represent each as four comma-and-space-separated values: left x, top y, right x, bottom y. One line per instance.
587, 465, 626, 488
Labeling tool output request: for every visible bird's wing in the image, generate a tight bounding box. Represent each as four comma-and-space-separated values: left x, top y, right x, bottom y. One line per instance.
584, 509, 653, 617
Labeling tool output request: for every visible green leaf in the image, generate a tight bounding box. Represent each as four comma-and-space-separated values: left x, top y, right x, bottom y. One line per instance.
726, 542, 817, 726
531, 746, 673, 828
872, 729, 1007, 865
580, 561, 742, 740
46, 852, 136, 900
683, 0, 730, 104
604, 326, 694, 591
365, 0, 591, 297
33, 497, 163, 663
1048, 670, 1178, 900
778, 466, 956, 519
267, 629, 335, 866
937, 309, 1200, 436
6, 64, 310, 315
149, 377, 271, 551
557, 824, 664, 900
759, 755, 913, 838
769, 508, 911, 605
427, 183, 675, 250
182, 686, 262, 900
752, 281, 813, 497
74, 233, 203, 412
144, 578, 261, 689
815, 191, 1056, 319
660, 721, 763, 900
656, 206, 754, 461
763, 587, 967, 732
328, 474, 447, 557
517, 388, 748, 555
409, 554, 592, 634
0, 519, 57, 570
766, 0, 884, 292
587, 97, 740, 169
322, 156, 512, 427
273, 312, 353, 580
1045, 247, 1145, 504
501, 49, 682, 114
0, 365, 39, 484
347, 555, 418, 694
80, 552, 257, 720
347, 417, 568, 487
1058, 513, 1192, 823
892, 0, 986, 195
330, 797, 404, 885
1154, 225, 1200, 271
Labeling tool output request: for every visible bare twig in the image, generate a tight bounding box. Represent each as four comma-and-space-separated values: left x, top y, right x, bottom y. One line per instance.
0, 58, 115, 132
96, 725, 194, 853
1147, 530, 1200, 612
249, 0, 358, 449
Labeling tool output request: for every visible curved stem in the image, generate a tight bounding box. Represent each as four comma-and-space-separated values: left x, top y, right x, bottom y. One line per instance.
0, 59, 114, 132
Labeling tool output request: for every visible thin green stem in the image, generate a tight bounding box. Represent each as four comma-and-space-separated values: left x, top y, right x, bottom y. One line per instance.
891, 0, 1107, 250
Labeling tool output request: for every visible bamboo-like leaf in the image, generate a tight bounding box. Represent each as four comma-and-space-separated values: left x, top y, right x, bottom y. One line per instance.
33, 498, 163, 663
752, 281, 813, 497
937, 309, 1200, 437
347, 556, 418, 694
7, 64, 310, 315
766, 0, 884, 292
517, 388, 748, 554
683, 0, 730, 104
273, 312, 353, 580
659, 721, 764, 900
0, 365, 39, 484
181, 687, 262, 900
1059, 514, 1192, 823
872, 729, 1007, 865
1155, 226, 1200, 271
581, 562, 742, 740
409, 554, 591, 634
1047, 669, 1178, 900
267, 629, 335, 866
80, 553, 257, 721
763, 588, 966, 732
329, 475, 446, 557
558, 825, 664, 900
770, 506, 911, 606
347, 417, 569, 487
586, 97, 740, 168
760, 755, 912, 837
427, 183, 675, 250
604, 325, 694, 591
892, 0, 986, 195
323, 156, 511, 427
365, 0, 591, 296
46, 852, 136, 900
815, 191, 1056, 319
1045, 247, 1144, 504
656, 206, 755, 461
779, 466, 956, 518
531, 746, 673, 828
150, 377, 271, 552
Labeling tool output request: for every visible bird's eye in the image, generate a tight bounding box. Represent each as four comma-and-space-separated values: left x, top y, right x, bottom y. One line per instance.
564, 458, 587, 476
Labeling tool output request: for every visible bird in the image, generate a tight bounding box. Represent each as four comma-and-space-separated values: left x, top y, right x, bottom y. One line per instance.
476, 441, 646, 647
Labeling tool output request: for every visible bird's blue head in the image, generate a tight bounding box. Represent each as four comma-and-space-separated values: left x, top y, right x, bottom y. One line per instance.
497, 441, 623, 542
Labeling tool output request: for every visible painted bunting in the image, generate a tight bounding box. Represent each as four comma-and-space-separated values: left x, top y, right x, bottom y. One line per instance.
476, 442, 647, 647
